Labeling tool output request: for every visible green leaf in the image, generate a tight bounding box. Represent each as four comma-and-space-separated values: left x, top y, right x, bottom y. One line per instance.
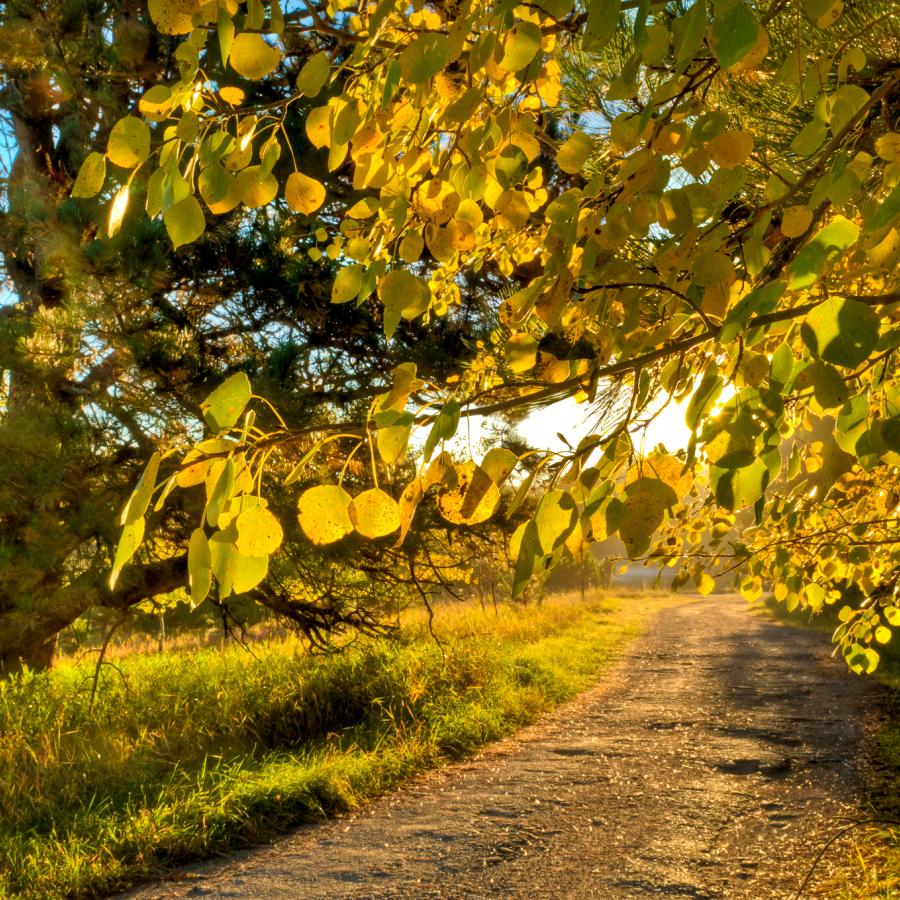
686, 365, 723, 431
201, 372, 252, 432
235, 505, 283, 556
332, 264, 364, 304
297, 485, 354, 544
713, 459, 769, 511
673, 1, 707, 71
512, 520, 542, 597
297, 50, 331, 96
788, 216, 859, 290
398, 33, 449, 84
188, 528, 212, 606
533, 489, 579, 554
793, 360, 850, 408
423, 400, 460, 461
217, 5, 234, 66
801, 296, 879, 367
584, 0, 618, 50
230, 33, 282, 80
164, 195, 206, 248
349, 488, 401, 538
829, 85, 869, 135
72, 152, 106, 198
709, 2, 760, 71
107, 117, 151, 169
109, 518, 145, 589
864, 182, 900, 234
209, 528, 268, 597
376, 410, 414, 464
500, 21, 542, 72
120, 451, 161, 525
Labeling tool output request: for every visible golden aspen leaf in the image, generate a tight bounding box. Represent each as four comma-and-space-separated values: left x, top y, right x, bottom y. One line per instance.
297, 485, 354, 544
396, 478, 423, 546
219, 86, 245, 105
399, 231, 424, 262
108, 185, 130, 238
139, 85, 174, 121
708, 130, 754, 169
148, 0, 200, 34
696, 571, 716, 595
72, 152, 106, 198
120, 452, 161, 525
199, 163, 240, 214
305, 105, 331, 149
875, 133, 900, 162
349, 488, 401, 539
235, 165, 278, 207
481, 448, 518, 485
379, 270, 431, 320
556, 132, 592, 174
781, 205, 813, 238
332, 264, 363, 304
415, 179, 460, 224
740, 576, 763, 601
285, 171, 326, 214
506, 333, 538, 374
229, 33, 282, 80
437, 463, 501, 525
107, 116, 151, 169
235, 505, 284, 556
494, 190, 531, 229
640, 453, 693, 499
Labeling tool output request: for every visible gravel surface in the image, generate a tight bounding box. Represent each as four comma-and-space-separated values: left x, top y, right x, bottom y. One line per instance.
124, 596, 877, 899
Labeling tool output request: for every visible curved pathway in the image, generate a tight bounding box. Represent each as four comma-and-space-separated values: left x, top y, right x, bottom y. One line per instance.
126, 596, 877, 899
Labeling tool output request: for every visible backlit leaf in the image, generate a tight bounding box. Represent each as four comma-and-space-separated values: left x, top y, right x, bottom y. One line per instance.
235, 505, 283, 556
230, 33, 282, 80
164, 195, 206, 248
349, 488, 401, 539
801, 297, 879, 368
297, 485, 354, 544
72, 153, 106, 198
201, 372, 252, 431
285, 172, 326, 214
107, 117, 151, 169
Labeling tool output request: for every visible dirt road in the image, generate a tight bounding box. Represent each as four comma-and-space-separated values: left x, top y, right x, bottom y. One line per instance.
126, 596, 877, 898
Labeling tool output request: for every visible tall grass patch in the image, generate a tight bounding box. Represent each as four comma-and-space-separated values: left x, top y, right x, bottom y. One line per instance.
0, 591, 653, 898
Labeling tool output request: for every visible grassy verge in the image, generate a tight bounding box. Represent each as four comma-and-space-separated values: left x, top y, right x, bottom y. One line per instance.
756, 600, 900, 898
0, 591, 662, 899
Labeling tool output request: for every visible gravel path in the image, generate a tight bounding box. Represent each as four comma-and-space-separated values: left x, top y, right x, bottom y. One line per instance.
125, 596, 878, 899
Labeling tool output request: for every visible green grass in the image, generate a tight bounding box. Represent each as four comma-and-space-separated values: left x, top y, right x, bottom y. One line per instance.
0, 591, 660, 899
756, 599, 900, 897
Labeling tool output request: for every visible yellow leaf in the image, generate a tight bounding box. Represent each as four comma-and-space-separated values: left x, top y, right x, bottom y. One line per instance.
72, 152, 106, 198
234, 505, 284, 556
556, 132, 592, 174
229, 33, 282, 80
107, 185, 130, 238
148, 0, 205, 35
781, 205, 813, 238
349, 488, 401, 539
708, 130, 754, 169
696, 571, 716, 595
297, 485, 354, 544
436, 462, 500, 525
305, 106, 331, 149
285, 171, 326, 214
219, 86, 245, 105
107, 117, 151, 169
235, 165, 278, 207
